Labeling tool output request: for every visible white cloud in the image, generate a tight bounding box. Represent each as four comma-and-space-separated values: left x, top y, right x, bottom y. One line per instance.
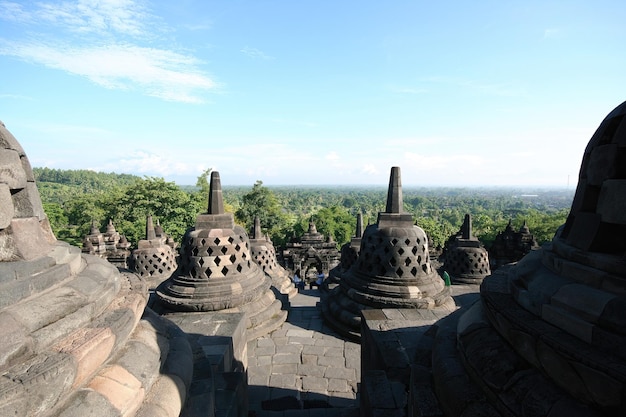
361, 164, 380, 176
241, 46, 272, 60
0, 0, 216, 102
404, 152, 484, 171
95, 150, 200, 177
543, 28, 560, 39
0, 0, 154, 37
1, 41, 216, 103
325, 151, 340, 161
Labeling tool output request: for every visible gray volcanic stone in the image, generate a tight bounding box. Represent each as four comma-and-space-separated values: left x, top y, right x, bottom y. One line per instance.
322, 166, 454, 340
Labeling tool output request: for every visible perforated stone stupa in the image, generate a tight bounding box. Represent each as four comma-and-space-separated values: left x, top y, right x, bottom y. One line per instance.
0, 121, 191, 417
249, 215, 297, 299
281, 219, 341, 280
424, 101, 626, 417
489, 219, 539, 270
131, 214, 178, 289
156, 171, 287, 340
328, 212, 363, 287
82, 219, 131, 268
322, 167, 455, 340
442, 213, 491, 283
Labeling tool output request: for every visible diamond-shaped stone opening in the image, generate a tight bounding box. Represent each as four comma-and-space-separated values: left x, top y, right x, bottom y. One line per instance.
398, 248, 405, 255
215, 257, 221, 266
396, 268, 404, 277
206, 269, 213, 277
404, 257, 411, 266
230, 254, 237, 263
235, 244, 241, 251
242, 253, 247, 260
405, 239, 411, 245
422, 264, 428, 273
391, 238, 398, 246
221, 246, 228, 255
214, 237, 221, 245
411, 266, 418, 277
417, 255, 422, 265
228, 236, 234, 244
198, 258, 205, 266
237, 264, 243, 273
390, 257, 397, 266
412, 246, 418, 255
416, 238, 420, 245
192, 247, 199, 256
200, 238, 207, 246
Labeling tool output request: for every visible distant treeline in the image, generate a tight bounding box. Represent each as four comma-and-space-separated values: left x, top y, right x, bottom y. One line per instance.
34, 168, 573, 251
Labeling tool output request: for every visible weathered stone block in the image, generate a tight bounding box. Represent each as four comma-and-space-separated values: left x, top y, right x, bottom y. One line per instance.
0, 183, 13, 229
587, 144, 619, 186
0, 148, 27, 189
1, 218, 51, 261
597, 179, 626, 224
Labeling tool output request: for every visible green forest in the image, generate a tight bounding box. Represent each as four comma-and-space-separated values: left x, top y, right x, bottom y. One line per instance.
35, 168, 573, 251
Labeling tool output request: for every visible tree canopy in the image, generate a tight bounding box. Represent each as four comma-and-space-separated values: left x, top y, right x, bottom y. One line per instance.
35, 168, 573, 252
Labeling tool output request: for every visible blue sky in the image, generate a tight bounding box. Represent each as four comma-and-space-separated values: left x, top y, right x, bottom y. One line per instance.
1, 0, 624, 187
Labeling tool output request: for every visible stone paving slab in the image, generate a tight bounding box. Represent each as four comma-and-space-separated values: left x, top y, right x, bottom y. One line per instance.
247, 289, 360, 417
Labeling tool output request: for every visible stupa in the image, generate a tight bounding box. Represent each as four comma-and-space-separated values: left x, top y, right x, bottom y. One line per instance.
249, 215, 297, 300
489, 219, 539, 269
81, 219, 131, 268
328, 212, 363, 287
424, 101, 626, 416
322, 166, 455, 340
442, 213, 491, 284
131, 214, 178, 289
156, 171, 287, 340
281, 219, 341, 281
0, 121, 191, 416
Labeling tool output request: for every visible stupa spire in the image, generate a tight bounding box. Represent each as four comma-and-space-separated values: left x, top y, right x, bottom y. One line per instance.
461, 213, 473, 239
355, 213, 363, 238
146, 214, 156, 240
252, 216, 263, 240
385, 166, 403, 213
207, 171, 224, 214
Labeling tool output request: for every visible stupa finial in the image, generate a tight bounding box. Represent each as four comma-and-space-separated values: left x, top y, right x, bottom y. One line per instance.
207, 171, 224, 214
146, 214, 156, 240
461, 214, 473, 240
356, 213, 363, 238
252, 216, 263, 239
385, 166, 403, 213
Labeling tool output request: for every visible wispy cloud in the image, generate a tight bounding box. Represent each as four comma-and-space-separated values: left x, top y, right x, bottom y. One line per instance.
241, 46, 273, 60
422, 76, 527, 98
404, 152, 484, 171
0, 0, 154, 37
0, 93, 34, 100
543, 28, 560, 39
0, 0, 217, 102
387, 85, 428, 94
1, 41, 216, 102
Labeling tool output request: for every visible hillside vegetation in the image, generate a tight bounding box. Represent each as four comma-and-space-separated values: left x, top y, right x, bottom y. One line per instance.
34, 168, 572, 250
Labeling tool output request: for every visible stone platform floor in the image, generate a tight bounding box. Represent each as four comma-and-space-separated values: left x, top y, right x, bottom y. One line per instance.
247, 288, 360, 417
246, 284, 480, 417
